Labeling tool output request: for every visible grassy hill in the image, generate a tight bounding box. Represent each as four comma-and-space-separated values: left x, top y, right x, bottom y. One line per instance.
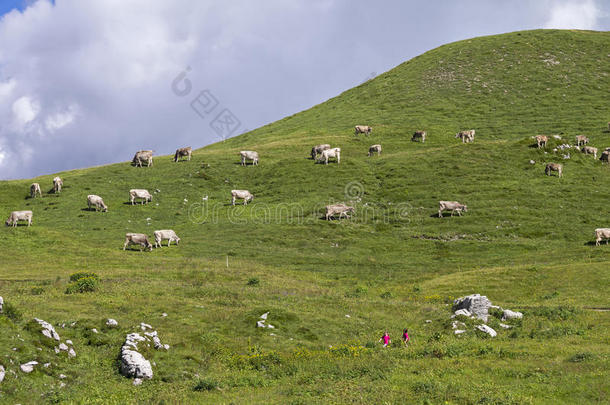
0, 29, 609, 404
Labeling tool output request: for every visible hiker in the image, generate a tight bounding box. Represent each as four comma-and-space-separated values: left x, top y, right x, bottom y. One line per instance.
378, 331, 391, 347
402, 328, 410, 347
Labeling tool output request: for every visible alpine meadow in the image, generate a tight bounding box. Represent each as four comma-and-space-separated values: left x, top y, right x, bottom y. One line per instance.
0, 29, 609, 404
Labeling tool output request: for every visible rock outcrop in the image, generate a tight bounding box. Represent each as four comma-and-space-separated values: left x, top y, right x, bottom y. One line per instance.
453, 294, 492, 322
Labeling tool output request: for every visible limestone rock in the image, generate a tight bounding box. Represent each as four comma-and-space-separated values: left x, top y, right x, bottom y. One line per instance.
502, 309, 523, 321
34, 318, 60, 341
58, 343, 68, 351
454, 309, 472, 318
454, 329, 466, 335
499, 323, 512, 329
0, 365, 5, 382
106, 318, 118, 327
20, 361, 38, 373
454, 294, 492, 322
120, 332, 153, 380
476, 324, 497, 337
68, 348, 76, 358
0, 296, 3, 313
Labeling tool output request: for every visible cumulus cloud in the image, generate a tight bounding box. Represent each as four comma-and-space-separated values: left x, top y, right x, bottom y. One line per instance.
544, 0, 600, 29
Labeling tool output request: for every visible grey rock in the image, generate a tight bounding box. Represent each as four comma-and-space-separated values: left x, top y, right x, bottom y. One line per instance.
58, 343, 68, 351
20, 361, 38, 373
34, 318, 60, 341
133, 378, 143, 386
502, 309, 523, 321
0, 365, 5, 382
68, 348, 76, 358
0, 296, 3, 313
65, 340, 73, 345
425, 320, 432, 323
454, 309, 472, 318
43, 363, 51, 368
140, 323, 152, 331
91, 328, 99, 334
529, 160, 535, 165
59, 374, 67, 379
120, 349, 152, 379
476, 324, 497, 337
454, 294, 492, 322
499, 323, 512, 329
454, 329, 466, 335
106, 318, 118, 327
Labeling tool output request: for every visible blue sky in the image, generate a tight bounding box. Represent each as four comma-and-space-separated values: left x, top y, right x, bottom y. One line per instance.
0, 0, 608, 179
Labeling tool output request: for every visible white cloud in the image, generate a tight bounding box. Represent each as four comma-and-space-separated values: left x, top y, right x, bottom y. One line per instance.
0, 78, 17, 100
12, 96, 40, 126
544, 0, 600, 29
45, 104, 78, 133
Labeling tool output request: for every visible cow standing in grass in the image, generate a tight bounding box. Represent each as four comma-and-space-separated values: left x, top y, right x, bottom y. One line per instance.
123, 233, 153, 251
231, 190, 253, 206
154, 230, 181, 247
30, 183, 42, 198
595, 228, 610, 246
535, 135, 548, 149
240, 151, 259, 166
5, 210, 33, 227
545, 163, 563, 178
455, 130, 475, 143
174, 147, 192, 162
581, 146, 598, 159
600, 151, 609, 164
325, 204, 354, 220
412, 131, 426, 143
87, 195, 108, 212
53, 177, 63, 193
368, 144, 382, 157
354, 125, 372, 136
320, 147, 341, 164
129, 189, 152, 205
132, 150, 154, 167
438, 201, 468, 218
311, 144, 330, 159
575, 135, 588, 146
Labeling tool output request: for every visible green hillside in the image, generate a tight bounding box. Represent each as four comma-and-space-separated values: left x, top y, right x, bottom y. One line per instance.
0, 29, 609, 404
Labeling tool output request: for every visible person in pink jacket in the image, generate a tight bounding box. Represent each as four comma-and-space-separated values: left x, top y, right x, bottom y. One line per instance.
402, 328, 411, 347
378, 331, 391, 347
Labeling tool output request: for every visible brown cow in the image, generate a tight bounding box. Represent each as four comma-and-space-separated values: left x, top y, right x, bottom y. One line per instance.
575, 135, 588, 147
174, 147, 192, 162
412, 131, 426, 143
535, 135, 548, 149
545, 163, 563, 178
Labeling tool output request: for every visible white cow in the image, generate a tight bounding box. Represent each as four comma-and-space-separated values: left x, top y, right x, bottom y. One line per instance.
311, 144, 331, 159
581, 146, 598, 159
455, 130, 475, 143
240, 151, 259, 166
575, 135, 588, 147
320, 147, 341, 164
354, 125, 372, 135
595, 228, 610, 246
154, 230, 181, 247
123, 233, 153, 251
325, 204, 354, 220
132, 150, 154, 167
368, 144, 382, 157
53, 177, 63, 193
129, 189, 152, 205
231, 190, 253, 206
438, 201, 468, 218
174, 147, 192, 162
5, 210, 33, 227
87, 195, 108, 212
30, 183, 42, 198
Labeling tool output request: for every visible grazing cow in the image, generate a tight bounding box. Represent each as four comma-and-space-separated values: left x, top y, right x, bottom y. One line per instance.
545, 163, 563, 177
535, 135, 548, 149
129, 189, 152, 205
455, 130, 475, 143
600, 150, 610, 164
231, 190, 253, 206
325, 204, 354, 220
174, 147, 192, 162
5, 210, 33, 227
368, 144, 382, 157
132, 150, 154, 167
581, 146, 598, 159
354, 125, 372, 135
412, 130, 426, 143
123, 233, 153, 251
30, 183, 42, 198
153, 230, 180, 247
239, 151, 259, 166
438, 201, 468, 218
53, 177, 63, 193
311, 144, 330, 159
320, 147, 341, 164
607, 122, 610, 131
575, 135, 588, 146
87, 195, 108, 212
595, 228, 610, 246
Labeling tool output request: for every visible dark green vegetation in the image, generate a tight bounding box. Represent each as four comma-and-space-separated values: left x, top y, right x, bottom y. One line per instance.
0, 30, 609, 403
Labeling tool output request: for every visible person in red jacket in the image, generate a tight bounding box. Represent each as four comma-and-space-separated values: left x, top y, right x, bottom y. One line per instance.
402, 328, 411, 347
378, 331, 391, 347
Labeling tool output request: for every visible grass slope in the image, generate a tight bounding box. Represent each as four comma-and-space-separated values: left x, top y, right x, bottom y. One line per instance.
0, 29, 609, 404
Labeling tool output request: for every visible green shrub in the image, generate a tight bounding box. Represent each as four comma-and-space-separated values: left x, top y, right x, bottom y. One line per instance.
66, 276, 99, 294
193, 378, 220, 391
247, 277, 260, 286
69, 272, 99, 282
30, 287, 45, 295
380, 291, 394, 299
2, 301, 22, 321
568, 352, 596, 363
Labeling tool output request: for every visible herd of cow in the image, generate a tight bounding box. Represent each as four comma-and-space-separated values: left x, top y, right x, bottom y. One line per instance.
5, 124, 610, 247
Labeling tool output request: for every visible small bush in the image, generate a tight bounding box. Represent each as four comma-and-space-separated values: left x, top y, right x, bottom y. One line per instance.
193, 378, 220, 391
2, 301, 22, 321
69, 272, 99, 282
380, 291, 394, 299
30, 287, 45, 295
568, 352, 596, 363
247, 277, 260, 286
66, 276, 99, 294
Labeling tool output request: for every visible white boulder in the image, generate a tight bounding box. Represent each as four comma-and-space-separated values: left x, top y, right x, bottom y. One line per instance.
0, 365, 5, 382
476, 324, 497, 337
502, 309, 523, 321
34, 318, 60, 341
106, 319, 118, 327
0, 296, 3, 313
454, 294, 492, 322
20, 361, 38, 373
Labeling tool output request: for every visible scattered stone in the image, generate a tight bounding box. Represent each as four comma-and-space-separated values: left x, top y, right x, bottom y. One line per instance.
140, 323, 152, 331
106, 319, 118, 327
425, 320, 432, 323
59, 374, 67, 379
161, 313, 167, 317
20, 361, 38, 373
529, 160, 535, 165
267, 324, 275, 329
454, 294, 492, 322
345, 314, 351, 318
476, 324, 497, 337
454, 309, 472, 318
452, 321, 466, 330
553, 135, 562, 140
120, 333, 153, 380
54, 347, 60, 354
260, 312, 268, 320
43, 363, 51, 368
133, 378, 143, 386
92, 328, 99, 334
0, 296, 3, 313
34, 318, 60, 341
0, 365, 5, 382
65, 340, 73, 346
256, 320, 266, 328
502, 309, 523, 321
58, 343, 68, 351
68, 348, 76, 358
499, 323, 512, 329
59, 382, 66, 388
454, 329, 466, 335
